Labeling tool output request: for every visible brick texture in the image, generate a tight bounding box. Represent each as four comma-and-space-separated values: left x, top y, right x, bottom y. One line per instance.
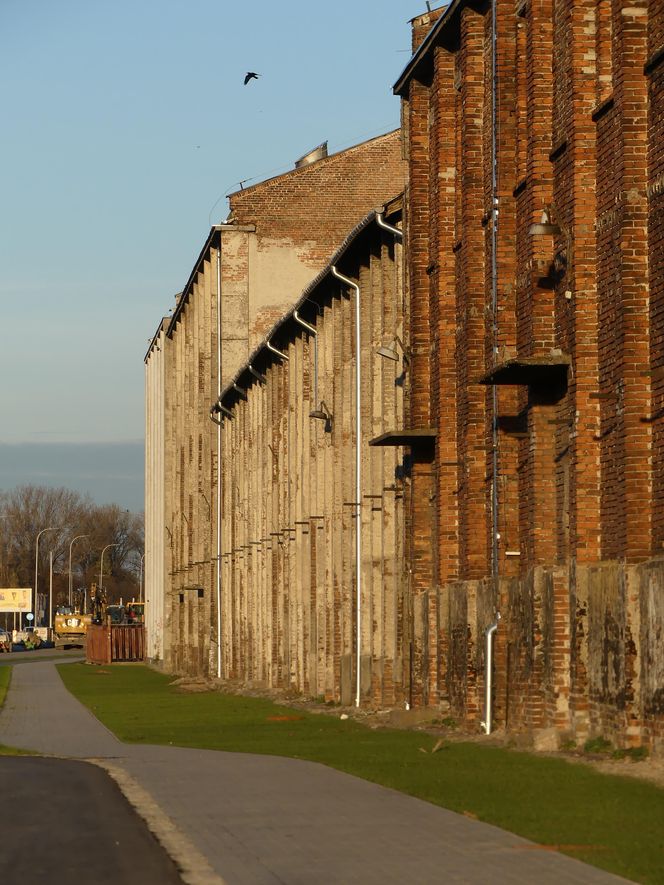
398, 0, 664, 750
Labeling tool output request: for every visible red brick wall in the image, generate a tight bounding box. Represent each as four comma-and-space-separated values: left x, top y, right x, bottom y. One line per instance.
411, 8, 446, 52
404, 64, 435, 707
648, 0, 664, 553
456, 10, 489, 582
429, 46, 459, 590
399, 0, 664, 748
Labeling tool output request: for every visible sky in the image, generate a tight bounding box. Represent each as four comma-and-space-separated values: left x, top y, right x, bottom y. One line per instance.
0, 0, 425, 508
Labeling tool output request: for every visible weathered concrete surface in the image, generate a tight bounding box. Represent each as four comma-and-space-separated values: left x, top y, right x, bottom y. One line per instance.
148, 132, 407, 684
0, 662, 634, 885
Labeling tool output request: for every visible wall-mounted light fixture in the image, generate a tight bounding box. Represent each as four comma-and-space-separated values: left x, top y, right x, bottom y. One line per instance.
209, 401, 234, 423
529, 207, 573, 299
376, 335, 409, 364
309, 400, 332, 424
309, 400, 333, 433
528, 208, 562, 237
267, 338, 289, 361
377, 345, 399, 362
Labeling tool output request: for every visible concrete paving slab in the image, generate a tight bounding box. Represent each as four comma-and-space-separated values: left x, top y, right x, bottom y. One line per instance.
0, 660, 122, 757
0, 662, 636, 885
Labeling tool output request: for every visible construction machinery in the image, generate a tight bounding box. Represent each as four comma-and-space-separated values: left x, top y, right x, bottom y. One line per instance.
53, 588, 92, 649
101, 600, 144, 625
90, 583, 108, 624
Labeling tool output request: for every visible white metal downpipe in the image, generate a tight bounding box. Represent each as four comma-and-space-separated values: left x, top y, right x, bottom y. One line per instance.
267, 338, 289, 361
293, 309, 318, 406
376, 213, 404, 240
216, 245, 222, 679
330, 265, 362, 708
481, 613, 501, 734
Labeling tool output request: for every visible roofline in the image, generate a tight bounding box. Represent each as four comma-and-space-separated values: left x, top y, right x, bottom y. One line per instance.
226, 129, 400, 201
215, 199, 403, 412
144, 316, 170, 364
166, 223, 255, 338
393, 1, 460, 96
166, 130, 403, 339
166, 226, 222, 338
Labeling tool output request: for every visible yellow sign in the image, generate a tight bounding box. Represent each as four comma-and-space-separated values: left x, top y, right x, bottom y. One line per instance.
0, 589, 32, 613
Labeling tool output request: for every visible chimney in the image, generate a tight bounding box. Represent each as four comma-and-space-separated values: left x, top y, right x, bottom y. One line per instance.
411, 5, 446, 52
294, 141, 328, 169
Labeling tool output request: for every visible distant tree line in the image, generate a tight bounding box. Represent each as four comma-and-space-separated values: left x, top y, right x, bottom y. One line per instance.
0, 485, 144, 611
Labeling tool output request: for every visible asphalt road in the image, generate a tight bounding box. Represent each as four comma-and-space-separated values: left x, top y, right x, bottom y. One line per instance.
0, 756, 182, 885
0, 647, 83, 665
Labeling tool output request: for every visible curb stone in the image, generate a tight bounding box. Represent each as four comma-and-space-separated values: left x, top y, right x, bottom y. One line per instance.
91, 758, 227, 885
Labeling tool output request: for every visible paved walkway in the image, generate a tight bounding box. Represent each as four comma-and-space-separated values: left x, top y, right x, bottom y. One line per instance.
0, 660, 633, 885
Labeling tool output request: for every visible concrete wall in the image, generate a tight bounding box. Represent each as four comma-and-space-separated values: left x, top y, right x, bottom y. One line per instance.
144, 319, 168, 663
151, 132, 407, 678
163, 253, 217, 677
217, 216, 407, 704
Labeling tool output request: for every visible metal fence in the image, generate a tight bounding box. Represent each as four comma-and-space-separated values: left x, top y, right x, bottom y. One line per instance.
86, 624, 145, 664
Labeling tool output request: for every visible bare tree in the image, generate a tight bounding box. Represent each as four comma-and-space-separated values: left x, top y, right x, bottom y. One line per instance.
0, 485, 91, 586
0, 486, 144, 605
79, 504, 144, 583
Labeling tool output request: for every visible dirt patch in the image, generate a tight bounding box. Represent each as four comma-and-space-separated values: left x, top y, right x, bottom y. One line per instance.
558, 752, 664, 789
266, 715, 304, 722
169, 677, 212, 694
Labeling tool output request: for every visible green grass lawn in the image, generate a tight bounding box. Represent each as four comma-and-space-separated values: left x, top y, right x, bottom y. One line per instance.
0, 666, 10, 708
59, 663, 664, 884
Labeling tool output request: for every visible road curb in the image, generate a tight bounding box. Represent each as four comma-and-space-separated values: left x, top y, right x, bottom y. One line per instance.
90, 758, 227, 885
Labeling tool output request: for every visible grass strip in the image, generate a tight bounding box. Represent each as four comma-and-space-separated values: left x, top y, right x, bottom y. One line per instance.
0, 666, 10, 708
58, 662, 664, 884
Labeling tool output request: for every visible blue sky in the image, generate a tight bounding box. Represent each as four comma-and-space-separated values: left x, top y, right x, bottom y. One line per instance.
0, 0, 423, 503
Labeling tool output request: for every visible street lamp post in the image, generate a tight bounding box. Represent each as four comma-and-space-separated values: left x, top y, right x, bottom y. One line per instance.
99, 543, 120, 591
34, 527, 57, 628
68, 534, 89, 607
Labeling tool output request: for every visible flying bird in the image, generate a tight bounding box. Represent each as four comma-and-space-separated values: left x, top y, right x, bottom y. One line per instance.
244, 71, 260, 85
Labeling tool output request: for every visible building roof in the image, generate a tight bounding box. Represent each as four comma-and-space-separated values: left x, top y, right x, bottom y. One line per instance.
165, 131, 403, 341
226, 129, 400, 201
144, 316, 170, 364
214, 200, 403, 413
165, 223, 255, 338
393, 2, 462, 97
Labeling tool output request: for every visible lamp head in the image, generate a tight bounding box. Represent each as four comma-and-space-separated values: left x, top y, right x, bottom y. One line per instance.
376, 345, 400, 362
309, 401, 332, 430
529, 208, 562, 237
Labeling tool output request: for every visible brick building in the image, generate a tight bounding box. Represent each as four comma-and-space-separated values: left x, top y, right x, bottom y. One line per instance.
394, 0, 664, 748
144, 132, 406, 677
145, 2, 664, 750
